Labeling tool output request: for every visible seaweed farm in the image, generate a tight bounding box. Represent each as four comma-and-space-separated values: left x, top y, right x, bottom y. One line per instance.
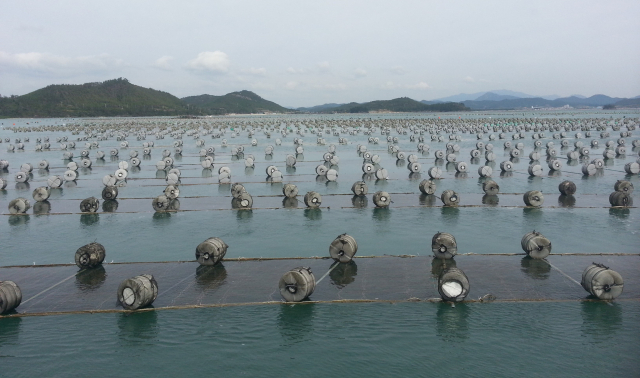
1, 111, 639, 377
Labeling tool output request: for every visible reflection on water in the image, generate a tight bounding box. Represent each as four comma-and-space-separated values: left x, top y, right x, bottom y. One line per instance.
436, 302, 469, 342
520, 257, 551, 280
33, 200, 51, 215
80, 213, 99, 226
0, 317, 22, 346
244, 167, 254, 176
419, 194, 437, 206
201, 168, 213, 178
330, 261, 358, 288
282, 197, 299, 208
351, 195, 368, 208
152, 211, 173, 223
195, 264, 228, 290
608, 207, 630, 219
408, 172, 421, 181
374, 179, 388, 188
8, 215, 29, 226
102, 200, 118, 213
117, 311, 158, 344
557, 194, 576, 207
500, 171, 513, 178
440, 206, 459, 225
15, 182, 30, 191
75, 265, 107, 291
482, 194, 499, 206
236, 209, 253, 222
372, 207, 391, 222
277, 303, 314, 346
218, 183, 231, 194
581, 301, 622, 341
285, 166, 296, 174
304, 208, 322, 221
431, 258, 457, 278
522, 207, 543, 224
156, 170, 167, 179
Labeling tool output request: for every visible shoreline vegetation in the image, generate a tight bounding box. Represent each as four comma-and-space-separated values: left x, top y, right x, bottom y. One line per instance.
1, 78, 637, 119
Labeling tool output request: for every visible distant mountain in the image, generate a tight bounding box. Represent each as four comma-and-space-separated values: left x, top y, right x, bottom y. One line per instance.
297, 103, 345, 113
323, 97, 468, 113
474, 92, 521, 101
182, 90, 290, 115
0, 78, 194, 117
433, 90, 537, 102
613, 97, 640, 108
463, 94, 627, 110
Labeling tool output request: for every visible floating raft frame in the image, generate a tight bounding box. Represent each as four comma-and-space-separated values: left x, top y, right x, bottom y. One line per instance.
1, 254, 638, 317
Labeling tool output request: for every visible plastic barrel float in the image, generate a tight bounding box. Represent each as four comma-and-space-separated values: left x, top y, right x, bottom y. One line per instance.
117, 274, 158, 310
279, 267, 315, 302
581, 263, 624, 300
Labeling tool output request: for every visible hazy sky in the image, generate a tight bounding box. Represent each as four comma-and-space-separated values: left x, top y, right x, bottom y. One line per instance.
1, 0, 639, 107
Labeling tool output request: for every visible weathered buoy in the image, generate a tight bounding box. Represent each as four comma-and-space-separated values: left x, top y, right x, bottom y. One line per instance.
164, 185, 179, 199
32, 186, 50, 202
63, 170, 77, 182
624, 162, 640, 174
441, 190, 459, 207
548, 159, 562, 171
15, 171, 29, 183
609, 191, 632, 207
521, 231, 551, 259
102, 186, 118, 200
614, 180, 634, 194
47, 175, 63, 188
372, 191, 391, 207
351, 181, 368, 196
419, 179, 436, 195
232, 192, 253, 209
432, 232, 457, 259
304, 191, 322, 208
438, 267, 470, 302
482, 180, 499, 195
0, 281, 22, 314
478, 165, 493, 177
558, 180, 576, 195
283, 183, 298, 198
499, 161, 513, 172
117, 274, 158, 310
75, 242, 106, 269
279, 267, 315, 302
581, 263, 624, 300
195, 237, 228, 266
528, 164, 543, 177
8, 198, 30, 214
329, 234, 358, 263
428, 166, 442, 179
80, 197, 100, 213
523, 190, 544, 207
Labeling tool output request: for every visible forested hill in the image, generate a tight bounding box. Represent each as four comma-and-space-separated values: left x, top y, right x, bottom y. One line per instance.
181, 90, 291, 115
325, 97, 468, 113
0, 78, 195, 117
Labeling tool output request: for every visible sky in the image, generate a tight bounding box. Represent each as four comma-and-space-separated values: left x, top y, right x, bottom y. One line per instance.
1, 0, 639, 107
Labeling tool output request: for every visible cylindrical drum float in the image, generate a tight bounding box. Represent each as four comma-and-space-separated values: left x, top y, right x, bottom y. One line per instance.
581, 263, 624, 300
438, 267, 470, 302
419, 179, 436, 195
283, 183, 298, 198
521, 231, 552, 259
432, 232, 457, 259
304, 191, 322, 208
558, 181, 576, 195
8, 198, 31, 214
279, 267, 315, 302
75, 242, 106, 269
117, 274, 158, 310
329, 234, 358, 263
523, 190, 544, 207
441, 190, 459, 207
351, 181, 368, 196
102, 186, 118, 201
372, 191, 391, 207
32, 186, 50, 202
482, 180, 499, 195
195, 237, 228, 266
0, 281, 22, 314
80, 197, 100, 213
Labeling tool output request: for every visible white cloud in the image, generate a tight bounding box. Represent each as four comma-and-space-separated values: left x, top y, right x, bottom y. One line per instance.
286, 67, 305, 74
0, 51, 124, 72
153, 55, 174, 70
285, 81, 299, 90
391, 66, 407, 75
242, 67, 267, 76
407, 81, 430, 89
382, 81, 398, 89
354, 68, 367, 78
187, 51, 230, 72
464, 76, 476, 83
317, 61, 331, 72
315, 83, 347, 90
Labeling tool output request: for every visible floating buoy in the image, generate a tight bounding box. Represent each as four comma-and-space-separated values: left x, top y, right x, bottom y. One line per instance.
329, 234, 358, 263
195, 237, 228, 266
0, 281, 22, 314
0, 177, 6, 189
38, 160, 49, 169
419, 179, 436, 195
548, 159, 562, 171
614, 180, 634, 194
102, 186, 118, 201
482, 180, 499, 195
581, 263, 624, 300
8, 198, 30, 214
428, 166, 442, 179
80, 197, 100, 213
304, 191, 322, 208
372, 191, 391, 207
117, 274, 158, 310
231, 183, 246, 198
438, 267, 470, 302
523, 190, 544, 207
478, 165, 493, 177
232, 192, 253, 209
47, 175, 63, 188
558, 180, 576, 195
351, 181, 368, 196
582, 163, 597, 176
624, 162, 640, 174
15, 171, 29, 183
32, 186, 50, 202
499, 161, 513, 172
75, 242, 106, 269
279, 267, 315, 302
609, 191, 632, 207
375, 168, 389, 180
164, 185, 179, 199
441, 190, 459, 207
521, 231, 551, 259
432, 232, 457, 259
283, 183, 298, 198
63, 170, 77, 182
528, 164, 543, 177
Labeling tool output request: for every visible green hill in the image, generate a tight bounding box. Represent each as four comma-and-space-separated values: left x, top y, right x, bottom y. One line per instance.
0, 78, 195, 118
325, 97, 468, 113
182, 90, 291, 115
